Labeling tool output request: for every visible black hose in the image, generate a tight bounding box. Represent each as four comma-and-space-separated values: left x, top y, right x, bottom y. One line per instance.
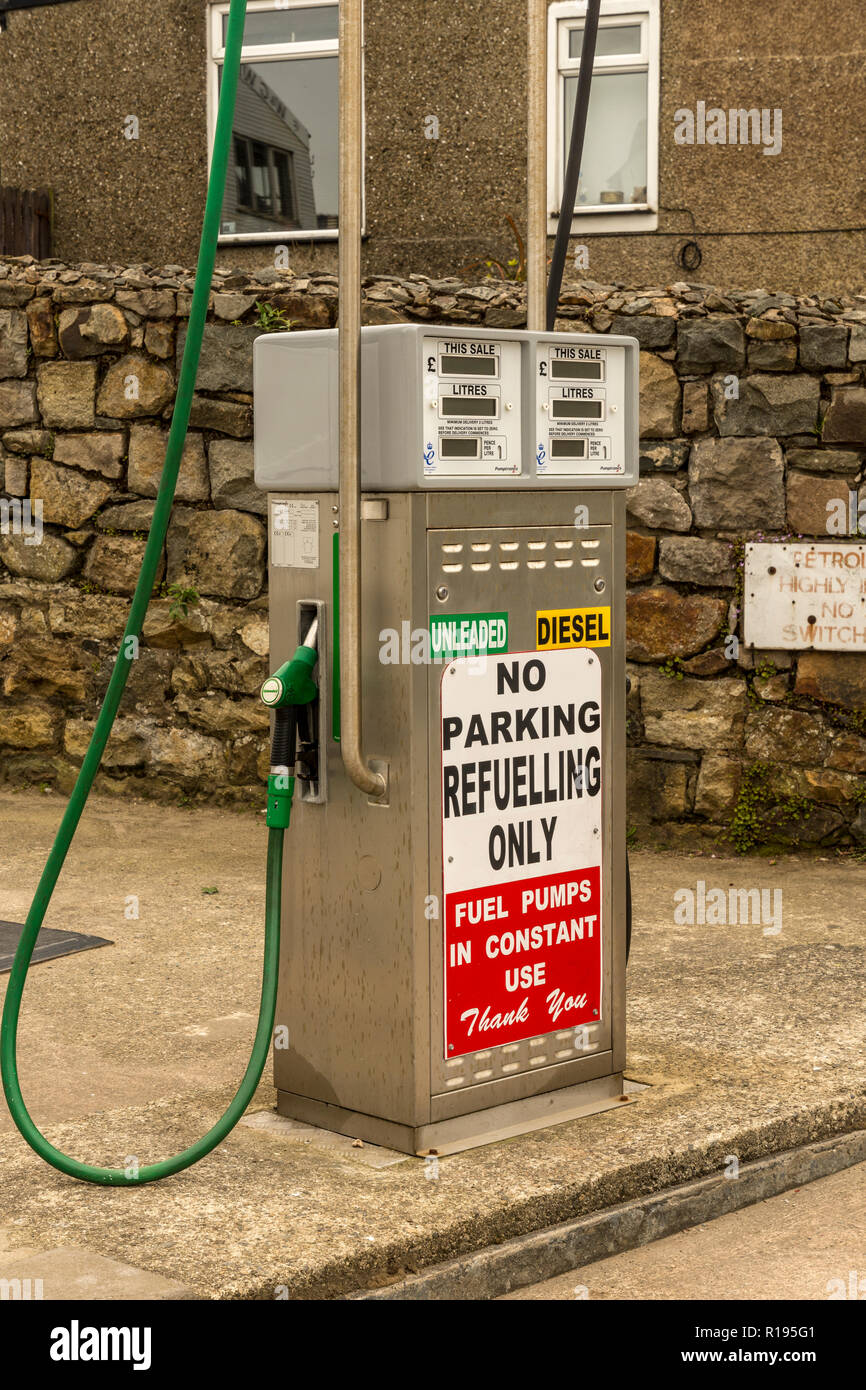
625, 852, 632, 963
271, 707, 298, 770
543, 13, 633, 963
545, 0, 601, 332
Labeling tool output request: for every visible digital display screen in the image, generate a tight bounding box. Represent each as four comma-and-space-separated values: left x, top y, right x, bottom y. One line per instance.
551, 439, 587, 459
551, 399, 604, 420
441, 396, 498, 418
440, 354, 498, 377
551, 360, 604, 381
440, 437, 480, 458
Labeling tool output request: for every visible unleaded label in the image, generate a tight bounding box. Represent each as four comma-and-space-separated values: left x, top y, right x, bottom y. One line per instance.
430, 612, 508, 659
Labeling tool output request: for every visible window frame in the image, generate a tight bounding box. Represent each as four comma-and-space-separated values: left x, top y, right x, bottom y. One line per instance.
207, 0, 361, 244
547, 0, 660, 235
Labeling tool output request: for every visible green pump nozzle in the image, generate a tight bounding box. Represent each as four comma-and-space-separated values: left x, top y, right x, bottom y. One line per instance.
260, 618, 319, 709
261, 618, 319, 830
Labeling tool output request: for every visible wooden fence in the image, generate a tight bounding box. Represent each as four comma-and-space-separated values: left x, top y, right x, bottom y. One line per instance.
0, 186, 52, 258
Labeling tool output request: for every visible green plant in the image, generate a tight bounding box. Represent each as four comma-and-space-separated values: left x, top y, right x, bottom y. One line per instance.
754, 658, 778, 681
729, 761, 811, 854
254, 301, 294, 333
659, 658, 684, 680
201, 886, 219, 895
165, 582, 199, 622
462, 215, 529, 283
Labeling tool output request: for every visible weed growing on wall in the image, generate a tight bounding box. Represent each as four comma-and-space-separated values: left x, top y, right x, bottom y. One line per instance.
729, 762, 811, 854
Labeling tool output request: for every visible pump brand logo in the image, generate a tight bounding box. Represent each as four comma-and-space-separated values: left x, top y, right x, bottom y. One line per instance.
50, 1320, 152, 1371
536, 606, 611, 650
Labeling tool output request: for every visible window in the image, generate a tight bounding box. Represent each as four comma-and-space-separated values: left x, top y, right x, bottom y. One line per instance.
209, 1, 349, 242
233, 136, 298, 224
548, 1, 659, 234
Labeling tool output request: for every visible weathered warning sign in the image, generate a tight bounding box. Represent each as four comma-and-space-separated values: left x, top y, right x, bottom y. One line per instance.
744, 542, 866, 650
441, 649, 603, 1058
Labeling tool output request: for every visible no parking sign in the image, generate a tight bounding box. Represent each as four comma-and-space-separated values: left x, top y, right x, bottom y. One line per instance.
441, 649, 603, 1058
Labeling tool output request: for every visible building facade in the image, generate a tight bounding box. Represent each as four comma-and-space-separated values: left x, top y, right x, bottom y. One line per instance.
0, 0, 864, 291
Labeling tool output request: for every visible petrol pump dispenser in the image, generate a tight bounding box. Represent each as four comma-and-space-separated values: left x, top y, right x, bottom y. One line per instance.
1, 0, 635, 1184
254, 323, 639, 1154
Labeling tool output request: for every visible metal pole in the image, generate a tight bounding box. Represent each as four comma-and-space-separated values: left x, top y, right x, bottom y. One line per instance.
546, 0, 600, 331
526, 0, 547, 332
338, 0, 385, 798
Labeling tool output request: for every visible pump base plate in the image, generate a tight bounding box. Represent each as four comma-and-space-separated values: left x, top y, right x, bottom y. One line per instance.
277, 1072, 633, 1158
0, 921, 112, 974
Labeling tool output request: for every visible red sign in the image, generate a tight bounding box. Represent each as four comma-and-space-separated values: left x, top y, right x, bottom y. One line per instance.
441, 649, 604, 1059
445, 867, 601, 1054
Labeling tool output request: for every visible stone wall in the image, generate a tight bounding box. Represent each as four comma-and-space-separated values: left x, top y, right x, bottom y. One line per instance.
1, 256, 864, 847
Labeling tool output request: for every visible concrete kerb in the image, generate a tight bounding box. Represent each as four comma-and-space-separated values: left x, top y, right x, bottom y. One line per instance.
346, 1128, 866, 1300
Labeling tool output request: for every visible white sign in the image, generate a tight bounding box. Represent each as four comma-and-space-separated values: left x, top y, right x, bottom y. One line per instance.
744, 543, 866, 651
440, 649, 604, 1057
271, 499, 319, 569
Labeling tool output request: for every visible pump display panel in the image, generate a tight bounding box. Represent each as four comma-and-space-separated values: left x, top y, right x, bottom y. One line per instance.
440, 437, 481, 458
253, 324, 639, 491
550, 438, 587, 458
536, 341, 626, 479
440, 352, 499, 377
440, 395, 499, 418
550, 359, 605, 381
424, 336, 522, 477
550, 399, 605, 420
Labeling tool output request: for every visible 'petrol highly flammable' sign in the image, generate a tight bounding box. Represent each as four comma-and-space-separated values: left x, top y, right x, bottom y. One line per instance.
441, 648, 603, 1058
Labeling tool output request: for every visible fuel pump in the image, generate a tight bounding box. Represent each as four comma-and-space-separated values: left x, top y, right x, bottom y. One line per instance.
1, 0, 635, 1180
252, 0, 634, 1163
255, 313, 638, 1155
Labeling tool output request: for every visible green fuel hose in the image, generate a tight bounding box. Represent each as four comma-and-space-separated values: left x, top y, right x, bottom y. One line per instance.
0, 0, 284, 1186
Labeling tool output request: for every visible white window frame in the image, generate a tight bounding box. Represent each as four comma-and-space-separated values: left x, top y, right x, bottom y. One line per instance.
547, 0, 659, 235
208, 0, 362, 243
